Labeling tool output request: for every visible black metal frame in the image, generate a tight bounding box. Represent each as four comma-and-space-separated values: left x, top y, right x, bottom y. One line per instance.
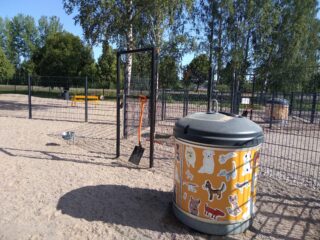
116, 47, 156, 168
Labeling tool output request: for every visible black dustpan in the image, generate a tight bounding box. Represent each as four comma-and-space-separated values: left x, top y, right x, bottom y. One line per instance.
128, 144, 145, 165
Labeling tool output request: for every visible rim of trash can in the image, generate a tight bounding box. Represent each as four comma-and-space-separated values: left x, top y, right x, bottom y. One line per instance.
266, 98, 289, 105
174, 112, 264, 148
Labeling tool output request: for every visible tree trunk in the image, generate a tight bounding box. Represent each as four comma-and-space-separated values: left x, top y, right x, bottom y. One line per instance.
125, 0, 134, 94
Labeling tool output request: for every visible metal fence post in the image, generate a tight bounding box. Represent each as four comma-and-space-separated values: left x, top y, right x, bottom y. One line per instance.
28, 75, 32, 119
186, 89, 189, 116
85, 76, 88, 122
250, 76, 255, 120
310, 92, 317, 124
161, 88, 165, 121
299, 92, 303, 118
183, 89, 188, 117
116, 52, 121, 158
149, 47, 156, 168
289, 92, 294, 116
236, 91, 241, 115
269, 91, 275, 129
164, 89, 167, 120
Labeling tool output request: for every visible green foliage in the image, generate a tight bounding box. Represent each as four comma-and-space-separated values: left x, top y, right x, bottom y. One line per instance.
183, 54, 210, 90
97, 42, 117, 88
6, 14, 38, 65
63, 0, 194, 89
38, 16, 63, 47
159, 55, 179, 88
0, 47, 15, 81
0, 14, 64, 79
253, 0, 320, 93
32, 32, 94, 76
191, 0, 320, 93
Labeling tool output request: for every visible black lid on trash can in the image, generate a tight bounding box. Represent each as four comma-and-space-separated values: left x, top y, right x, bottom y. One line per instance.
266, 98, 288, 105
174, 112, 264, 148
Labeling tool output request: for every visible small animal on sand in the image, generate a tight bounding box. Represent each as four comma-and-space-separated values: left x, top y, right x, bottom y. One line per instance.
202, 180, 226, 201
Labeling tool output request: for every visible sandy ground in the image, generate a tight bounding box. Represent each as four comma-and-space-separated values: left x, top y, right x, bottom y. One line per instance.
0, 94, 320, 240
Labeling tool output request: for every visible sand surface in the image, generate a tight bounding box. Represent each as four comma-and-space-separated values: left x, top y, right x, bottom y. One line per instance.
0, 94, 320, 240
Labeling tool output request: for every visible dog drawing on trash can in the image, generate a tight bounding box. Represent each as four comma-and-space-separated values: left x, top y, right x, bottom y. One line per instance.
203, 180, 226, 201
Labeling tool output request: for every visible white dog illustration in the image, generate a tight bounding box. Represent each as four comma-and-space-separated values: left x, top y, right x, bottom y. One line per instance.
185, 146, 196, 168
198, 149, 214, 174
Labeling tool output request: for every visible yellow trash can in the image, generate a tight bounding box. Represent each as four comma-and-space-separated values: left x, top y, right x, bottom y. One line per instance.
172, 112, 264, 235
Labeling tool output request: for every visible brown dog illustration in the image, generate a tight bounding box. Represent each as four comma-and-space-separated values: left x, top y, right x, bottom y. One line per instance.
203, 180, 226, 201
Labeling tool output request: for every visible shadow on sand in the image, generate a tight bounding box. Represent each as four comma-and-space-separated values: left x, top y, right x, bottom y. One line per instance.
56, 185, 193, 234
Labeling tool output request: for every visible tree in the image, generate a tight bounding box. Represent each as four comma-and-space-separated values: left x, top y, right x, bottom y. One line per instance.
253, 0, 320, 92
159, 55, 179, 88
63, 0, 143, 90
0, 47, 15, 82
63, 0, 193, 91
6, 14, 38, 66
184, 54, 210, 91
0, 17, 8, 53
97, 42, 117, 88
38, 16, 63, 47
33, 32, 94, 77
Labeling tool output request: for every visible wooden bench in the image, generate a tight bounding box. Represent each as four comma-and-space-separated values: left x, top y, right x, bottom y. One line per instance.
71, 95, 99, 106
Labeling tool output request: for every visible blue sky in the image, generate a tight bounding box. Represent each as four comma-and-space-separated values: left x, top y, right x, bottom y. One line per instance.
0, 0, 100, 58
0, 0, 195, 65
0, 0, 319, 65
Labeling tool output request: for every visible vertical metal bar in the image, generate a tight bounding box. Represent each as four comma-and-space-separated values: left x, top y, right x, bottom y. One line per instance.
289, 92, 294, 116
183, 90, 186, 117
231, 70, 236, 114
164, 89, 167, 120
207, 13, 215, 114
310, 92, 317, 124
28, 75, 32, 119
116, 53, 121, 158
299, 92, 303, 118
161, 88, 165, 121
250, 75, 255, 120
123, 58, 128, 139
236, 91, 241, 115
149, 47, 156, 168
186, 90, 189, 116
269, 91, 275, 129
85, 76, 88, 122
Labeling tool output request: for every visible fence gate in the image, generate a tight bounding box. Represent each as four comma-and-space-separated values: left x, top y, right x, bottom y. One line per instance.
116, 47, 157, 168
